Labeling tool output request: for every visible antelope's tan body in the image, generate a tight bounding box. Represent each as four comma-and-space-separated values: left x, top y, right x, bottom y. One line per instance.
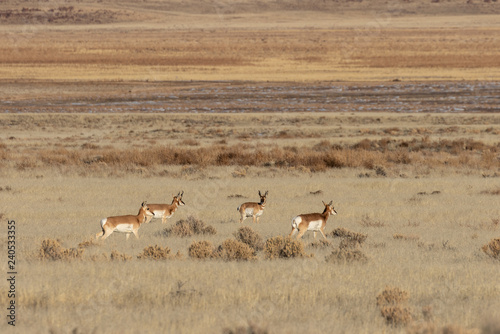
289, 201, 337, 240
96, 202, 153, 241
238, 190, 268, 223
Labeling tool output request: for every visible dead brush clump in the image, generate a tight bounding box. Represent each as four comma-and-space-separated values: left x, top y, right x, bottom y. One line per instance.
233, 226, 264, 251
223, 322, 268, 334
137, 245, 179, 260
163, 216, 217, 237
359, 214, 385, 228
214, 239, 257, 261
188, 240, 215, 260
110, 250, 132, 261
329, 227, 368, 245
393, 233, 420, 241
308, 239, 331, 248
264, 236, 308, 259
481, 238, 500, 260
376, 286, 413, 327
39, 239, 84, 261
77, 238, 99, 249
376, 286, 410, 306
325, 241, 368, 264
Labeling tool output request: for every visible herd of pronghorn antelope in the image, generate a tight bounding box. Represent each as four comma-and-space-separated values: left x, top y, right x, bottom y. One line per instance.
95, 190, 337, 242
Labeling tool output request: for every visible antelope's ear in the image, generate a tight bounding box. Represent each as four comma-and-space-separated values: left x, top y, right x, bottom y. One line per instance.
265, 191, 269, 196
329, 200, 333, 206
142, 201, 147, 207
258, 190, 262, 196
322, 201, 326, 206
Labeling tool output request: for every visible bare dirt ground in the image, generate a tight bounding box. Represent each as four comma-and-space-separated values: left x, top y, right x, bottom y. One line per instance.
1, 1, 500, 334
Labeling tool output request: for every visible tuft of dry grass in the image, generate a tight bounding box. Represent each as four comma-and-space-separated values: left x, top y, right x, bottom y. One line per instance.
376, 286, 412, 327
137, 245, 174, 260
393, 233, 420, 241
39, 239, 84, 261
214, 239, 257, 261
379, 305, 413, 327
188, 240, 215, 260
77, 238, 99, 249
376, 287, 410, 307
329, 227, 368, 245
308, 239, 332, 248
359, 215, 385, 228
325, 242, 368, 264
264, 236, 307, 259
481, 238, 500, 260
480, 187, 500, 195
233, 226, 264, 252
110, 250, 132, 261
223, 322, 269, 334
163, 216, 217, 237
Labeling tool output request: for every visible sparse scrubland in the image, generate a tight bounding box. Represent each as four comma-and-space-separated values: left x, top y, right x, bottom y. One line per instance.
1, 112, 499, 334
1, 0, 500, 333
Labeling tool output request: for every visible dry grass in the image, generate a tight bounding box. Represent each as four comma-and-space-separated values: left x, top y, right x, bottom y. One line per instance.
393, 233, 421, 241
325, 247, 368, 264
162, 216, 217, 238
264, 236, 308, 259
110, 250, 132, 261
223, 322, 268, 334
4, 137, 500, 174
376, 287, 410, 307
329, 227, 368, 245
376, 287, 413, 327
214, 239, 257, 261
137, 245, 175, 260
1, 0, 500, 331
188, 240, 216, 260
1, 112, 499, 333
481, 238, 500, 260
380, 306, 413, 327
233, 226, 265, 252
38, 239, 84, 261
1, 0, 500, 83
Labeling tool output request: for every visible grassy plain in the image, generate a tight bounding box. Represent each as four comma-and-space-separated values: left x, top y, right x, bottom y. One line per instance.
1, 0, 500, 333
0, 113, 500, 334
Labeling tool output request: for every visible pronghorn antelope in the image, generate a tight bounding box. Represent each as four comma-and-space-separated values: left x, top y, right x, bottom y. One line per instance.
144, 191, 185, 224
289, 201, 337, 240
96, 201, 154, 241
237, 190, 268, 223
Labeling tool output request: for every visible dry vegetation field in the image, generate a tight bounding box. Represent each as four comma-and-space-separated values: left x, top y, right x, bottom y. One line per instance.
1, 112, 499, 334
0, 0, 500, 333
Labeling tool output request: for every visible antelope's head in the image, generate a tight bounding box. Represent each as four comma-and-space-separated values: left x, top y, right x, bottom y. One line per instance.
173, 191, 185, 206
258, 190, 268, 204
322, 200, 337, 215
141, 201, 154, 217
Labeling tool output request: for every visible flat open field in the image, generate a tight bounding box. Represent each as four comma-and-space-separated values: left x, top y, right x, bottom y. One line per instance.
1, 112, 500, 334
1, 0, 500, 333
